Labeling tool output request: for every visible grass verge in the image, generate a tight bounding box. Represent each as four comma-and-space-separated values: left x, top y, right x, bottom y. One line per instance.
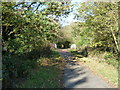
17, 50, 64, 88
70, 50, 118, 88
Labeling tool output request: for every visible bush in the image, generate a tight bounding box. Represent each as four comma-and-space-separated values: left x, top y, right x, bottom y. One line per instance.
104, 52, 118, 68
2, 55, 37, 88
2, 45, 52, 88
104, 52, 113, 59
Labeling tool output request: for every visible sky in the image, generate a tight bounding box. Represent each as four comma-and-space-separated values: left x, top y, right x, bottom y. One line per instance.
59, 0, 86, 27
16, 0, 86, 27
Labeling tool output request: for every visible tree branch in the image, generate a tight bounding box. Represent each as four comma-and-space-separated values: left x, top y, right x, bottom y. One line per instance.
28, 2, 36, 10
14, 2, 25, 7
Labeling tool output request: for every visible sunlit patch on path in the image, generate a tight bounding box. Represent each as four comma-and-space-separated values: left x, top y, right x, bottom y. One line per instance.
59, 49, 112, 88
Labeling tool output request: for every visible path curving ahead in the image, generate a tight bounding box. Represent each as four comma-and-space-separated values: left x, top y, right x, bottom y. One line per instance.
59, 49, 113, 88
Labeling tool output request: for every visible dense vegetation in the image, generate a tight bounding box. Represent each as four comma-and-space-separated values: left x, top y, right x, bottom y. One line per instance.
77, 2, 119, 52
2, 2, 71, 88
17, 50, 64, 88
2, 1, 119, 88
61, 2, 119, 68
65, 2, 119, 87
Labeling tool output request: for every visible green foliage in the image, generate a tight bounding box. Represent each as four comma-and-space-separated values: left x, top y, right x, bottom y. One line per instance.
71, 2, 119, 68
61, 2, 119, 69
2, 55, 36, 87
2, 2, 71, 55
17, 50, 64, 88
59, 21, 91, 48
70, 49, 118, 86
104, 52, 114, 59
104, 52, 118, 68
49, 50, 60, 58
77, 2, 118, 52
18, 67, 60, 88
43, 2, 72, 16
2, 2, 71, 88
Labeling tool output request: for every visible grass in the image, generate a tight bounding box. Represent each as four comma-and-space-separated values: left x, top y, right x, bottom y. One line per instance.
70, 50, 118, 87
79, 57, 118, 87
17, 66, 60, 88
17, 50, 64, 88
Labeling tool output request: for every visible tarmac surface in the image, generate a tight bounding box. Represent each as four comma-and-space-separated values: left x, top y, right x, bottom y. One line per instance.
59, 49, 112, 88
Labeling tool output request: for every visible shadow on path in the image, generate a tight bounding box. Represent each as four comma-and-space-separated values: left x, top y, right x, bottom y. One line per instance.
58, 49, 112, 88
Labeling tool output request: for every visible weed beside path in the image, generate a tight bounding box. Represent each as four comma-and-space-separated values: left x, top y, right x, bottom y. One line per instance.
70, 49, 118, 88
17, 50, 64, 88
59, 49, 113, 88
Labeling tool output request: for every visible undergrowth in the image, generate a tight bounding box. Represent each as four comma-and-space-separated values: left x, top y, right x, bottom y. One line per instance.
16, 49, 64, 88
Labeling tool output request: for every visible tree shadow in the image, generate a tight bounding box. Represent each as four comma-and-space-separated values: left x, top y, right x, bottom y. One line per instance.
64, 65, 87, 88
66, 77, 87, 88
60, 50, 88, 88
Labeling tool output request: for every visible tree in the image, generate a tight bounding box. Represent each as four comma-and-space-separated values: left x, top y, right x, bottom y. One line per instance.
2, 2, 72, 87
76, 2, 119, 53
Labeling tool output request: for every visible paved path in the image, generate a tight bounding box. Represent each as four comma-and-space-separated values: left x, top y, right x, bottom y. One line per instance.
59, 49, 112, 88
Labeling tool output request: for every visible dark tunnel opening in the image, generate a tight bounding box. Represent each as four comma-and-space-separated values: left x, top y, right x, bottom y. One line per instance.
57, 41, 71, 49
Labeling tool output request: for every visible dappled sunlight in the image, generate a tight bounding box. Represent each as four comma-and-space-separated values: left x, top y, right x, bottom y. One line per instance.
69, 49, 118, 88
59, 49, 114, 88
2, 1, 119, 88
